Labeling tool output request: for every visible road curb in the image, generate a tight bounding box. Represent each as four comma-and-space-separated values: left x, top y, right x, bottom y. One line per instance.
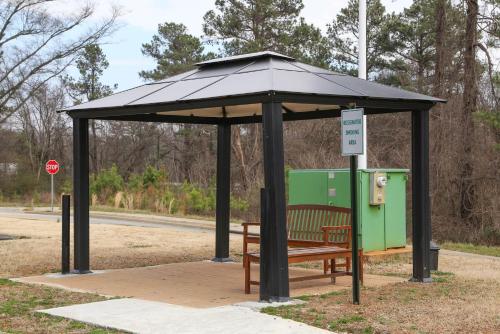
22, 209, 247, 235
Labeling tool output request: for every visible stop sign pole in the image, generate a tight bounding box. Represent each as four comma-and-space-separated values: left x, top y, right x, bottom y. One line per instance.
45, 160, 60, 212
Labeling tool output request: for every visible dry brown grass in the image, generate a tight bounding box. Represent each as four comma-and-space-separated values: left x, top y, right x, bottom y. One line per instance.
0, 216, 243, 278
364, 250, 500, 281
266, 250, 500, 333
263, 273, 500, 333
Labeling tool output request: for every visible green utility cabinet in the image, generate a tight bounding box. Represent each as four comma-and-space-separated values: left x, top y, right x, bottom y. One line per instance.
288, 169, 409, 252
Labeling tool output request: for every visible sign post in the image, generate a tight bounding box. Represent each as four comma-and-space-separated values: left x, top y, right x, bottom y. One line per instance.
341, 108, 364, 305
45, 160, 60, 212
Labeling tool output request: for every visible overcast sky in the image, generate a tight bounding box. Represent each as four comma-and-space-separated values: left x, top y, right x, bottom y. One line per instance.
61, 0, 414, 90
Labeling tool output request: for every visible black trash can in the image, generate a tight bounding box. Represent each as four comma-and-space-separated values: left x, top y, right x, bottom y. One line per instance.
430, 241, 440, 271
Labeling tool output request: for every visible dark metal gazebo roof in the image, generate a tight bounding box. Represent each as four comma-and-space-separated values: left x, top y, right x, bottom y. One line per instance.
63, 51, 444, 123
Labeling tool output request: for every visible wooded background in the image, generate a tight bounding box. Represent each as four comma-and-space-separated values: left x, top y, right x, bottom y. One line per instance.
0, 0, 498, 245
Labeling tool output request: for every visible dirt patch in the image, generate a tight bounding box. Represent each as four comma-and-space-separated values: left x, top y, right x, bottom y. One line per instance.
263, 273, 500, 333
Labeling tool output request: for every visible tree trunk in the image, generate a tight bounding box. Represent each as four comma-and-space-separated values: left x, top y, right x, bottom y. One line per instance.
416, 34, 425, 93
433, 0, 446, 98
460, 0, 478, 221
232, 126, 250, 190
417, 60, 425, 93
181, 124, 193, 182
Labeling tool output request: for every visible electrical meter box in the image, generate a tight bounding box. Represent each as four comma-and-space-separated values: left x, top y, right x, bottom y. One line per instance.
370, 172, 387, 205
288, 168, 409, 252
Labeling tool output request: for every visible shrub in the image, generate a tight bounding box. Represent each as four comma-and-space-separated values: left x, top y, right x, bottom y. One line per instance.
182, 182, 206, 213
127, 173, 143, 192
31, 190, 40, 205
162, 190, 177, 214
60, 179, 72, 194
142, 165, 165, 189
90, 165, 124, 204
205, 184, 216, 212
87, 164, 248, 219
230, 196, 249, 212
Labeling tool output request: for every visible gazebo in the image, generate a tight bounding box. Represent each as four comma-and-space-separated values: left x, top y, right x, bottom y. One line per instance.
62, 51, 444, 302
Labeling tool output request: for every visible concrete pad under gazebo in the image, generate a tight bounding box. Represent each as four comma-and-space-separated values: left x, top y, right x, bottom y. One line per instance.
60, 51, 445, 302
17, 261, 406, 308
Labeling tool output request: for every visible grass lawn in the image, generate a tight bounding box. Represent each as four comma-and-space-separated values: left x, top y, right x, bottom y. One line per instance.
262, 272, 500, 333
0, 279, 124, 334
441, 242, 500, 257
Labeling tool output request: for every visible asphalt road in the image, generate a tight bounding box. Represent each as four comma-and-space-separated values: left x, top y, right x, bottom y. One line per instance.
0, 207, 213, 233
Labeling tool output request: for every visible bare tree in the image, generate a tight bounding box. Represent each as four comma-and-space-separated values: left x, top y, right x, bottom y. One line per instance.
0, 0, 120, 123
433, 0, 446, 98
16, 81, 69, 182
460, 0, 479, 221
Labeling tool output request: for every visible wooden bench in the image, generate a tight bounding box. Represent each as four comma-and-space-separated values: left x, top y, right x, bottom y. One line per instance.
242, 204, 353, 272
244, 245, 363, 294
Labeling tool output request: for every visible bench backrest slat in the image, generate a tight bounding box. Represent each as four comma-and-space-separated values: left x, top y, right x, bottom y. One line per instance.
287, 204, 351, 243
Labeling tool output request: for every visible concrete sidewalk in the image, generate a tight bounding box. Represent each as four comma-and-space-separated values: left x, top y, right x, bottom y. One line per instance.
40, 298, 332, 334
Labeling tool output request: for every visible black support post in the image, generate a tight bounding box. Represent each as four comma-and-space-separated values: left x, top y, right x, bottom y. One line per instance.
213, 122, 231, 261
411, 109, 432, 282
260, 101, 290, 302
259, 188, 269, 299
61, 194, 70, 274
73, 117, 90, 273
350, 156, 360, 304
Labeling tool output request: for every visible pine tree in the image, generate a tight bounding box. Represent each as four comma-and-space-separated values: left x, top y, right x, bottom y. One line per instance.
327, 0, 395, 78
202, 0, 331, 67
140, 22, 213, 80
389, 0, 437, 93
68, 44, 116, 102
139, 22, 216, 181
67, 44, 116, 173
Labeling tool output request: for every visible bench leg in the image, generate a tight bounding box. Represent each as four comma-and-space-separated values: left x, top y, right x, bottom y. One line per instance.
346, 256, 351, 272
242, 236, 247, 268
331, 259, 336, 284
244, 257, 251, 294
323, 260, 328, 274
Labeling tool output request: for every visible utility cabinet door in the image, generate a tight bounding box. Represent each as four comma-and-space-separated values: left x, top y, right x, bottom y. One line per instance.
359, 172, 386, 251
326, 171, 351, 207
384, 173, 408, 248
288, 171, 328, 205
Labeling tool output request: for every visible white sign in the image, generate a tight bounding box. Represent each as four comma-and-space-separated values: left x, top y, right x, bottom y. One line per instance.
341, 108, 364, 156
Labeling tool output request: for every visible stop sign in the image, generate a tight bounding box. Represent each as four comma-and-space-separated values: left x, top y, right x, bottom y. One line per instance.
45, 160, 60, 175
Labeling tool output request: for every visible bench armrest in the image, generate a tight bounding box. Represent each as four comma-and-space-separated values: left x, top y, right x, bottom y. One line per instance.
242, 222, 261, 227
322, 225, 352, 245
242, 222, 260, 240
